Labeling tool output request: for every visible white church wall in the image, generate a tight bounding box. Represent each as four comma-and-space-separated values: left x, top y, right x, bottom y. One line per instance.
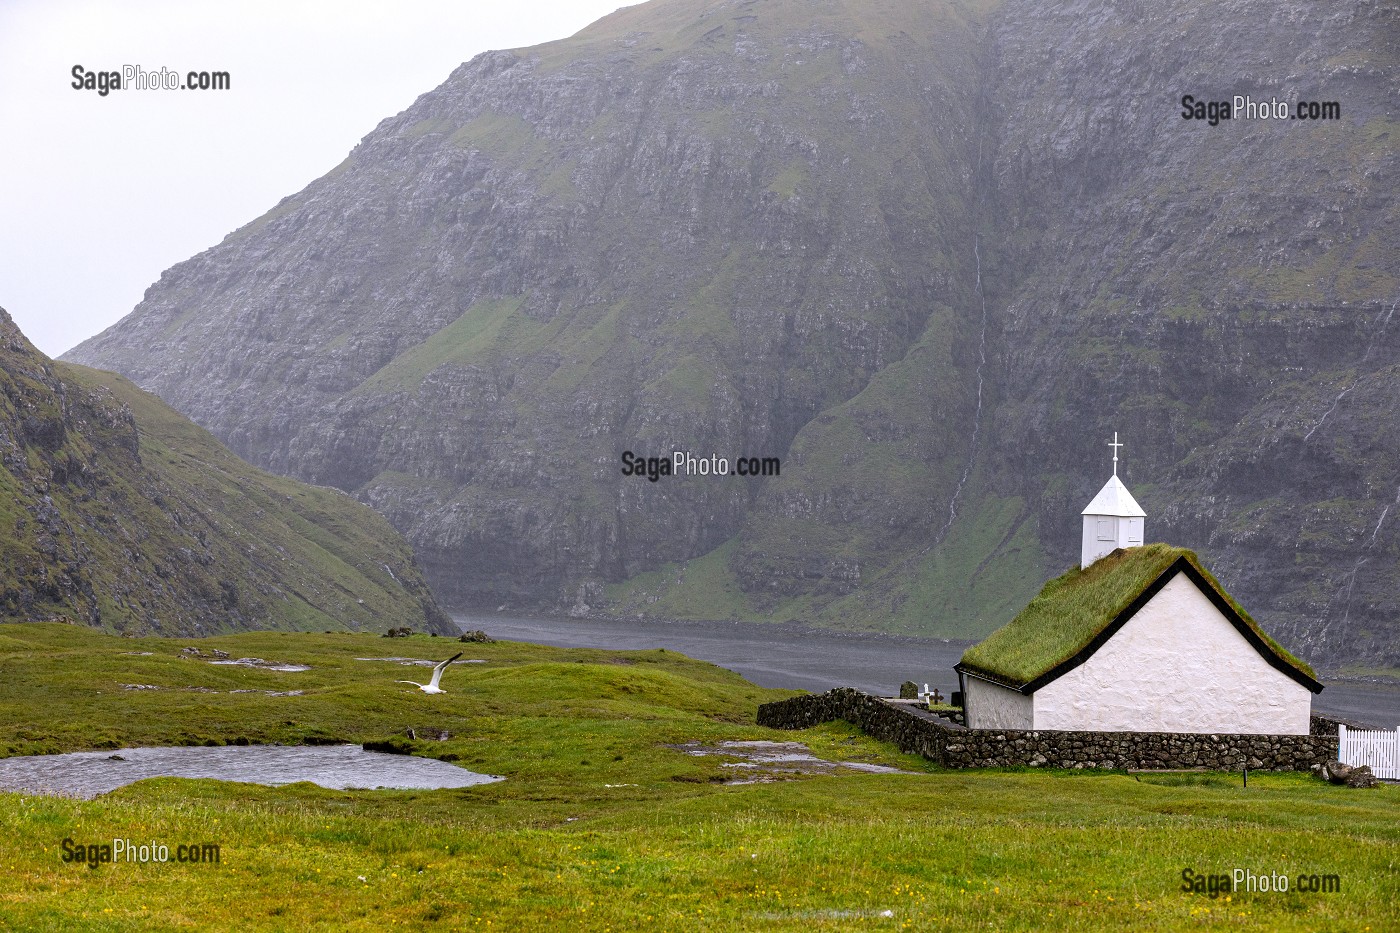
965, 676, 1033, 729
1032, 574, 1312, 734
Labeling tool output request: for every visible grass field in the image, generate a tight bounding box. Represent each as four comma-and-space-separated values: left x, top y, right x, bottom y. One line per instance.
0, 623, 1395, 931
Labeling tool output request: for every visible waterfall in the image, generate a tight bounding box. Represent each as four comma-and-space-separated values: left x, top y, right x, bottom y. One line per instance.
1339, 557, 1368, 627
1302, 383, 1355, 442
1305, 294, 1397, 442
1361, 297, 1397, 364
1368, 504, 1391, 549
936, 232, 989, 545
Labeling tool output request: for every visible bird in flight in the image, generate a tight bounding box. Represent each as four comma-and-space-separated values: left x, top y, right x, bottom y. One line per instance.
396, 653, 463, 694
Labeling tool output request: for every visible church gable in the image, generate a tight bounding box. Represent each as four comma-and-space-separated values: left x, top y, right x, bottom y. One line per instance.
1031, 574, 1314, 733
956, 544, 1320, 695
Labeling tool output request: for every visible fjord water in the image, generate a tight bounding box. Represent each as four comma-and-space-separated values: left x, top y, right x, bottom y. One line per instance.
461, 614, 969, 699
0, 745, 501, 799
459, 615, 1400, 728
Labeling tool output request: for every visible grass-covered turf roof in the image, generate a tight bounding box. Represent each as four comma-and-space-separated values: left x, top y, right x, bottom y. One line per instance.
956, 544, 1318, 691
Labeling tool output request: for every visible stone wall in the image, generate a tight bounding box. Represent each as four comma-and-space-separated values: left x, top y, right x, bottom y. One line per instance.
757, 688, 1338, 771
1310, 715, 1337, 737
1310, 713, 1380, 736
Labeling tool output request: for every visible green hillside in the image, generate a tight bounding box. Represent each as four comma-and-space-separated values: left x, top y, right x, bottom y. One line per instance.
0, 309, 450, 636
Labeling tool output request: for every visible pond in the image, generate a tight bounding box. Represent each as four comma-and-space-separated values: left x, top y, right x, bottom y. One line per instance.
0, 745, 502, 799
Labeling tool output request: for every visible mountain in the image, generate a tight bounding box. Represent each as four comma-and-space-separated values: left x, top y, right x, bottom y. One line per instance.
66, 0, 1399, 667
1, 309, 451, 635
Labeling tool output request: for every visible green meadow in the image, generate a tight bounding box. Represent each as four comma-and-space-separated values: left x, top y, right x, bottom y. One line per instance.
0, 623, 1395, 931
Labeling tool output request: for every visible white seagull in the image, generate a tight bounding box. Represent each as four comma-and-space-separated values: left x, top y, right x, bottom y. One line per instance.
396, 653, 462, 694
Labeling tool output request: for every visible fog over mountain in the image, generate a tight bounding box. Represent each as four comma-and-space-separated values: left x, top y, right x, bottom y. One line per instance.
67, 0, 1400, 667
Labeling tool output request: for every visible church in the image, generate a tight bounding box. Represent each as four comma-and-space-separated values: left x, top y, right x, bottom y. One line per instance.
955, 435, 1322, 736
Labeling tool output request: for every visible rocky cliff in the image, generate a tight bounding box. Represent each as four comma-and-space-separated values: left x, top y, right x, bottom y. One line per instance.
66, 0, 1399, 666
1, 309, 451, 635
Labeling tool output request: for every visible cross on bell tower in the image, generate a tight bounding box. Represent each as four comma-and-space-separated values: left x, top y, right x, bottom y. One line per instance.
1108, 432, 1124, 476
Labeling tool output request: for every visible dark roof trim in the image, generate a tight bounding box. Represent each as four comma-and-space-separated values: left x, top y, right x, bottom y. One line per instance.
953, 665, 1025, 692
957, 556, 1323, 696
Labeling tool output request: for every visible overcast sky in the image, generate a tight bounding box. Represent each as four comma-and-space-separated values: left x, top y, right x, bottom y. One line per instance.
0, 0, 633, 357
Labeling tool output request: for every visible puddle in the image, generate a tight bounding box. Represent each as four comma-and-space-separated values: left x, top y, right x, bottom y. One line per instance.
354, 657, 487, 666
755, 909, 898, 921
0, 745, 502, 799
176, 647, 309, 671
669, 740, 913, 783
208, 658, 311, 672
119, 684, 303, 696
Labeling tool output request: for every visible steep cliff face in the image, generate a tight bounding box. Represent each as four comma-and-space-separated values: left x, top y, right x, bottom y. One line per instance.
67, 0, 1399, 665
69, 0, 993, 608
980, 0, 1400, 662
1, 309, 451, 635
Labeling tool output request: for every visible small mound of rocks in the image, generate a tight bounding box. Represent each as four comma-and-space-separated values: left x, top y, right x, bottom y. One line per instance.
180, 646, 230, 660
458, 630, 493, 643
1319, 760, 1380, 788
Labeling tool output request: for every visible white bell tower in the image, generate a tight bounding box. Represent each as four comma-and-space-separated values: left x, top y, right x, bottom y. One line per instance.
1080, 432, 1146, 568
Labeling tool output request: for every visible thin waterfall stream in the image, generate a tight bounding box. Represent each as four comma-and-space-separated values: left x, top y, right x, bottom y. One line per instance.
935, 232, 989, 547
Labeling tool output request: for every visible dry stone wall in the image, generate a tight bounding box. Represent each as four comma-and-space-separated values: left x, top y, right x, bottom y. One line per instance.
757, 688, 1337, 771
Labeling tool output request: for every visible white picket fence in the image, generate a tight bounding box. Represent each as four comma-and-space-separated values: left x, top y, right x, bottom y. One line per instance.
1338, 724, 1399, 780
